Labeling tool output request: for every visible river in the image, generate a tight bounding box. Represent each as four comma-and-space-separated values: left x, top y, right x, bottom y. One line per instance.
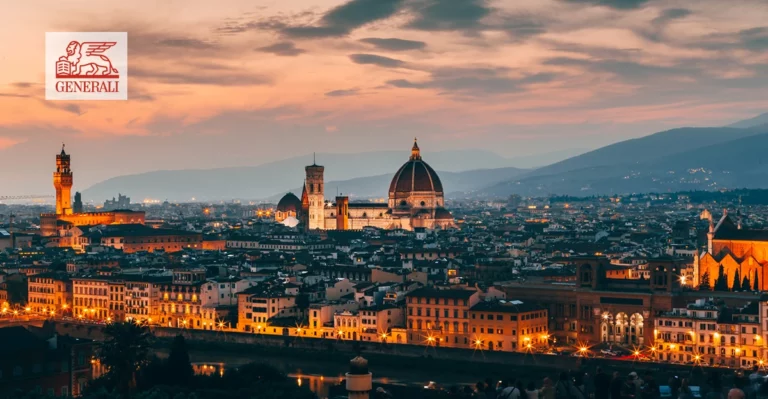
175, 349, 484, 398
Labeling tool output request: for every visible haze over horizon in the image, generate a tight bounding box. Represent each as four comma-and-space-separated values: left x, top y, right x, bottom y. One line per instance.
2, 0, 768, 196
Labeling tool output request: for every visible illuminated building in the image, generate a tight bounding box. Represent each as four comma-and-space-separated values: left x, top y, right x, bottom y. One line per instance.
72, 276, 110, 321
41, 145, 145, 237
655, 299, 763, 368
157, 269, 205, 329
469, 300, 548, 352
405, 288, 480, 348
236, 285, 300, 333
500, 257, 689, 345
27, 272, 71, 315
276, 140, 455, 232
82, 224, 203, 253
698, 211, 768, 291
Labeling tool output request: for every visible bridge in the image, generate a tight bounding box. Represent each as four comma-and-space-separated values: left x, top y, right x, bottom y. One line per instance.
0, 195, 53, 200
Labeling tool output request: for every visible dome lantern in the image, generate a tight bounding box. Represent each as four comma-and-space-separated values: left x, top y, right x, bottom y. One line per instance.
410, 137, 421, 160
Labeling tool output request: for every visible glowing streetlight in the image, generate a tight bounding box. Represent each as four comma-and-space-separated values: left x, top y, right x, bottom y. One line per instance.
680, 276, 687, 285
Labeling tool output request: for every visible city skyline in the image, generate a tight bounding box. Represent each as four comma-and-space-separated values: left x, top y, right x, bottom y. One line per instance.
1, 0, 768, 194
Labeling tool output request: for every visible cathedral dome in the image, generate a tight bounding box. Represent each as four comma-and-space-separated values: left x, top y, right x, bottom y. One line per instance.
277, 192, 301, 213
434, 207, 453, 220
388, 140, 443, 195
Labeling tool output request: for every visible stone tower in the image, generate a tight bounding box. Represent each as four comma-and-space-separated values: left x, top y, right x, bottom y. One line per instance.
305, 157, 325, 230
346, 356, 372, 399
53, 144, 73, 215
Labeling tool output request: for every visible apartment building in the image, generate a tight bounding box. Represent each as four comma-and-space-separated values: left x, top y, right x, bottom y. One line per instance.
27, 272, 71, 315
405, 288, 480, 348
468, 300, 548, 352
654, 299, 762, 368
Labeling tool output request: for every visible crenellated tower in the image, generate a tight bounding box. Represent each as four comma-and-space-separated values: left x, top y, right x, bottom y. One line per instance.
53, 144, 73, 215
305, 156, 325, 230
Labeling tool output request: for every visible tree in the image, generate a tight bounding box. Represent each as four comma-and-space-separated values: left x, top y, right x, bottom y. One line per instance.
699, 270, 711, 291
714, 265, 728, 291
742, 275, 752, 292
754, 272, 760, 291
732, 269, 741, 291
100, 321, 153, 395
166, 335, 194, 386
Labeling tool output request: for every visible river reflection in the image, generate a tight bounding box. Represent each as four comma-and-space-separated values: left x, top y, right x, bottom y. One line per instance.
190, 361, 434, 399
192, 362, 225, 377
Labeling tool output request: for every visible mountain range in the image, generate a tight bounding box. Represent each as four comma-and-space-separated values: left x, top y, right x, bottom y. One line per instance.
83, 150, 534, 202
82, 112, 768, 202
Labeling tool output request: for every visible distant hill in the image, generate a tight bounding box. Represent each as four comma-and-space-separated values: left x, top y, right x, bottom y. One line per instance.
480, 121, 768, 197
726, 112, 768, 129
270, 166, 527, 201
82, 149, 524, 202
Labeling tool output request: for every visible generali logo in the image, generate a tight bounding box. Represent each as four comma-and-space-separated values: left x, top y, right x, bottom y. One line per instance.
46, 32, 128, 100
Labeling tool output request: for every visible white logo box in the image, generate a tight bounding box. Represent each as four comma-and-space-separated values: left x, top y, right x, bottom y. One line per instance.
45, 32, 128, 100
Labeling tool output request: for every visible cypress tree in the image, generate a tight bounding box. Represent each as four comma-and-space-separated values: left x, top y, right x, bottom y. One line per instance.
714, 265, 728, 291
732, 269, 741, 291
699, 270, 711, 291
754, 271, 760, 292
742, 275, 751, 291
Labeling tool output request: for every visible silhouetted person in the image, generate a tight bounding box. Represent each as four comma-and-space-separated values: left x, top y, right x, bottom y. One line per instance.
594, 367, 611, 399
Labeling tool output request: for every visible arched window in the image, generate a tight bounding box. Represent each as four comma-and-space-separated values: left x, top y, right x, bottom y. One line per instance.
362, 212, 367, 217
420, 201, 426, 206
400, 200, 407, 206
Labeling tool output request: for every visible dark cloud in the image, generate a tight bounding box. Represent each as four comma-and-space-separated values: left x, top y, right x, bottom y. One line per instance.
544, 57, 692, 81
740, 27, 768, 51
280, 0, 405, 38
42, 101, 83, 116
325, 88, 360, 97
387, 67, 556, 95
561, 0, 650, 10
12, 82, 35, 89
694, 26, 768, 52
256, 41, 306, 56
501, 17, 547, 40
653, 8, 692, 24
157, 38, 216, 49
0, 93, 30, 98
349, 53, 406, 68
132, 67, 271, 86
406, 0, 492, 32
359, 37, 426, 51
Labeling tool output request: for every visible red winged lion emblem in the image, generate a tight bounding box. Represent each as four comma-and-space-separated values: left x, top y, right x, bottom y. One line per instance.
56, 41, 119, 78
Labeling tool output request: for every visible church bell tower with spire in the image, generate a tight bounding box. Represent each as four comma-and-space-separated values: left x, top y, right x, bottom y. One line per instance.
305, 154, 325, 230
53, 144, 73, 215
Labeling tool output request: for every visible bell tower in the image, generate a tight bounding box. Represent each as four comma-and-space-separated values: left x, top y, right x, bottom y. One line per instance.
305, 155, 325, 230
53, 144, 73, 215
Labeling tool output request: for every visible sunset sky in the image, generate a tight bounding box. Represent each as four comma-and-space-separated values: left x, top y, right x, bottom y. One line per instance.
1, 0, 768, 194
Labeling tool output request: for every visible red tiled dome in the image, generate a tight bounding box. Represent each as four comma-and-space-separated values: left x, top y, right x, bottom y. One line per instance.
276, 192, 301, 213
389, 140, 443, 194
434, 207, 453, 220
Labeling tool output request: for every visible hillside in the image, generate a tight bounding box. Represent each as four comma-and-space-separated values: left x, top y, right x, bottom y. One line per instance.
270, 166, 527, 201
482, 127, 768, 197
82, 150, 525, 202
523, 126, 766, 179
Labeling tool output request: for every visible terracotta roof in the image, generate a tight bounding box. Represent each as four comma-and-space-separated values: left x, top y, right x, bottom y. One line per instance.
276, 192, 301, 213
389, 159, 444, 194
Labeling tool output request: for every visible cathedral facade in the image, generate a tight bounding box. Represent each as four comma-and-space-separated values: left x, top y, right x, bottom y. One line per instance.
275, 140, 455, 231
697, 210, 768, 291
